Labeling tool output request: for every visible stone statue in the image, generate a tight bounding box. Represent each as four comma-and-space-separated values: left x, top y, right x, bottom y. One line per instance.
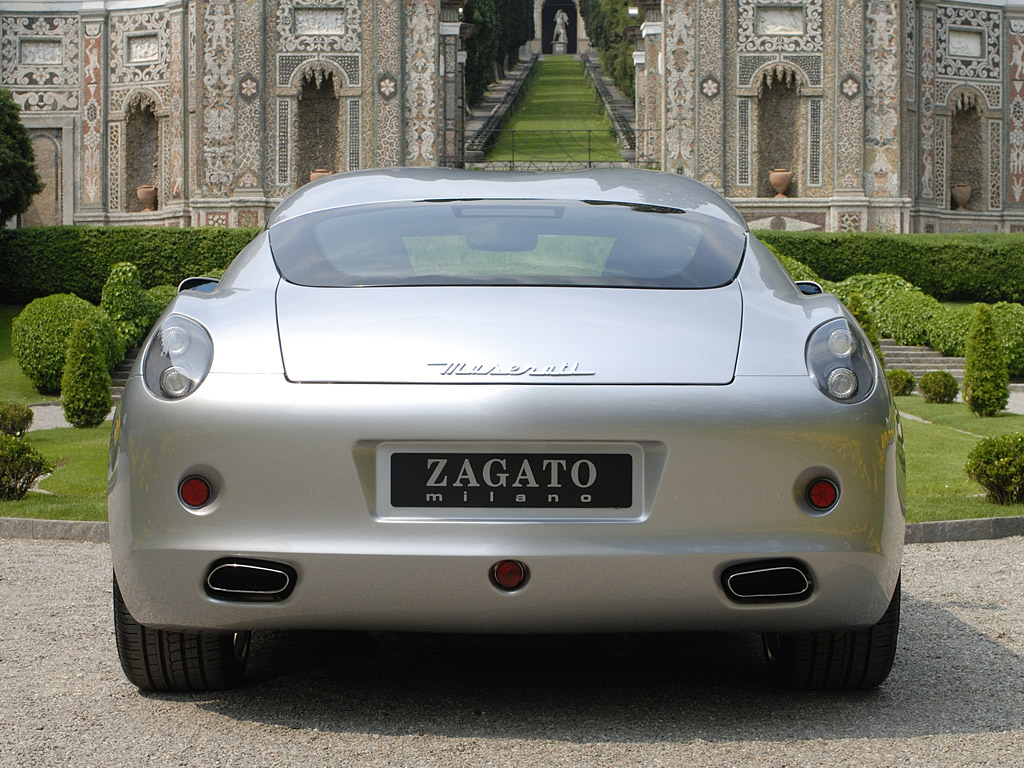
553, 9, 569, 44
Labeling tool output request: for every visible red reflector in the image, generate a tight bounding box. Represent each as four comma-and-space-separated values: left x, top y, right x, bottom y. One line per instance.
492, 560, 527, 590
180, 476, 212, 508
807, 479, 839, 511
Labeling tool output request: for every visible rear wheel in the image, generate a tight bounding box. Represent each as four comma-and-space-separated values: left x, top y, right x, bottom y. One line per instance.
113, 572, 250, 692
764, 576, 900, 691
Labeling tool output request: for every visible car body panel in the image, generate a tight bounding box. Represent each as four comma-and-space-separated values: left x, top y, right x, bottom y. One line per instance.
276, 283, 742, 385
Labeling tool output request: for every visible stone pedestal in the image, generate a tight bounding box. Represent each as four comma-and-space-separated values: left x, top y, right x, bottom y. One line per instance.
553, 41, 567, 55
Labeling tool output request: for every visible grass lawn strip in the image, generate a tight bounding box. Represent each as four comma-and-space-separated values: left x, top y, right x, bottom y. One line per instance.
487, 56, 620, 163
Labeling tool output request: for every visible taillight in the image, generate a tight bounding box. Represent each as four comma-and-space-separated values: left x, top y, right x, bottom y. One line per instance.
806, 318, 875, 404
806, 478, 839, 511
143, 315, 214, 400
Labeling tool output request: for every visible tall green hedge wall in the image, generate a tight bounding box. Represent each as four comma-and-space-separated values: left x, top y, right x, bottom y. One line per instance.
0, 226, 259, 304
755, 231, 1024, 304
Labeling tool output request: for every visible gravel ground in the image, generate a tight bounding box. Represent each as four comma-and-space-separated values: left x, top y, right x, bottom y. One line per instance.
1, 536, 1022, 767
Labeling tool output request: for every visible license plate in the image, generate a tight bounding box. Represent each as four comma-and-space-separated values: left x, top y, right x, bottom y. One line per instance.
377, 442, 642, 517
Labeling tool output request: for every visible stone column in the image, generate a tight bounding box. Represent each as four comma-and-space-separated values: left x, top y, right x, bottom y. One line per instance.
638, 0, 662, 168
436, 0, 467, 167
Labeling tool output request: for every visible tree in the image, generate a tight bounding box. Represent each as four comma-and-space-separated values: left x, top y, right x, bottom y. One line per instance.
0, 88, 44, 225
579, 0, 634, 98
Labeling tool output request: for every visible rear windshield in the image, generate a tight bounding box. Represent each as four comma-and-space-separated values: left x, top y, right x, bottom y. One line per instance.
268, 199, 746, 288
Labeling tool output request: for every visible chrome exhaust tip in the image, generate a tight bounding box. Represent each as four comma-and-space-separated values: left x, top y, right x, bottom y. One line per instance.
205, 559, 297, 602
722, 560, 813, 603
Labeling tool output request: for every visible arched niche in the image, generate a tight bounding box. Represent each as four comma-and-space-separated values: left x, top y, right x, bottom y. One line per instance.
283, 60, 361, 188
123, 91, 161, 213
24, 132, 61, 227
541, 0, 578, 54
948, 89, 986, 211
531, 0, 587, 54
753, 64, 806, 198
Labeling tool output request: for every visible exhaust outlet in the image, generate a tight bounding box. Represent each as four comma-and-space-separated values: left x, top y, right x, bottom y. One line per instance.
205, 558, 297, 602
722, 560, 813, 603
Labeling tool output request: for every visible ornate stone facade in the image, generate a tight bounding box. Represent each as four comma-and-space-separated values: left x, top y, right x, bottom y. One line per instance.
633, 0, 1024, 232
2, 0, 463, 227
4, 0, 1024, 232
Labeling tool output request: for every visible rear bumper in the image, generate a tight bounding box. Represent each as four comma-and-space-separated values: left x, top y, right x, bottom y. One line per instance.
109, 374, 904, 633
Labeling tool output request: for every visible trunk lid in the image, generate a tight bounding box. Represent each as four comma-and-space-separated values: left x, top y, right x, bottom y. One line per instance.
276, 283, 741, 385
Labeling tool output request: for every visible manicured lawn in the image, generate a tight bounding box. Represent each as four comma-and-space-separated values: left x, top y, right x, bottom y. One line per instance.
895, 395, 1024, 522
0, 305, 58, 405
0, 422, 110, 521
487, 56, 621, 164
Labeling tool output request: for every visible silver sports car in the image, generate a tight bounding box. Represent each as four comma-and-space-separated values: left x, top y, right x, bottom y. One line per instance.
109, 168, 905, 693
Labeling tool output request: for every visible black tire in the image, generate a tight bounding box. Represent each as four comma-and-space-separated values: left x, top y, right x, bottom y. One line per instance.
764, 575, 900, 691
113, 572, 250, 692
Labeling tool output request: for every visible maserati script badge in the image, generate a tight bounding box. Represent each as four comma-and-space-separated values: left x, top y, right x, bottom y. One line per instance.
429, 362, 596, 377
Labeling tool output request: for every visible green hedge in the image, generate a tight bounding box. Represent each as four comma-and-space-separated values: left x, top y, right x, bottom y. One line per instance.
0, 226, 259, 304
755, 231, 1024, 304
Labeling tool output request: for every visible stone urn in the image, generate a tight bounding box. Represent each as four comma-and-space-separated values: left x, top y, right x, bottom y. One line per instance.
309, 168, 332, 182
951, 182, 972, 210
135, 184, 157, 212
768, 169, 793, 198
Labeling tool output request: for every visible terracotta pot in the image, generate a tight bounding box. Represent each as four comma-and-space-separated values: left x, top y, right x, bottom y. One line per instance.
135, 185, 157, 212
309, 169, 332, 182
951, 182, 972, 210
768, 168, 793, 198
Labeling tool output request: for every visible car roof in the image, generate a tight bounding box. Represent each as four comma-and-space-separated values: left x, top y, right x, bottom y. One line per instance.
266, 168, 750, 232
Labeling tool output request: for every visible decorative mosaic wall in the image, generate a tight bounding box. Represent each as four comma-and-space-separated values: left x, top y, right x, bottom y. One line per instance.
405, 0, 437, 165
1010, 20, 1024, 204
662, 0, 695, 177
865, 1, 900, 199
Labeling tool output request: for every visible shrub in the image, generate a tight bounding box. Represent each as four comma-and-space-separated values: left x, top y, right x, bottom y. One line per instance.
11, 294, 125, 394
145, 284, 178, 319
0, 400, 33, 436
966, 433, 1024, 505
0, 226, 257, 304
916, 370, 958, 404
926, 302, 978, 358
991, 301, 1024, 377
101, 262, 157, 348
885, 369, 915, 397
833, 274, 939, 346
0, 433, 52, 501
963, 304, 1009, 417
843, 292, 884, 366
61, 318, 113, 428
753, 230, 1024, 304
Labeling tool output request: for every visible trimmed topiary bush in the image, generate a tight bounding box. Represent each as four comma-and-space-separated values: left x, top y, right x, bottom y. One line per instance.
101, 262, 157, 348
61, 318, 113, 428
966, 433, 1024, 504
916, 370, 958, 404
0, 400, 33, 436
11, 293, 125, 394
963, 304, 1009, 417
991, 301, 1024, 377
831, 273, 940, 346
885, 369, 915, 397
926, 302, 977, 359
0, 433, 52, 501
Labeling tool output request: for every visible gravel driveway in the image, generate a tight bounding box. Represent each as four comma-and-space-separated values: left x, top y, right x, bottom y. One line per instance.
1, 536, 1022, 767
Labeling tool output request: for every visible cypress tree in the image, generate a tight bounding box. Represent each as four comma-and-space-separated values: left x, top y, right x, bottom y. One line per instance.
963, 303, 1009, 417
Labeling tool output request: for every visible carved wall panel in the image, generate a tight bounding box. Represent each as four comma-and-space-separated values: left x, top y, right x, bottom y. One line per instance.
1, 15, 80, 111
